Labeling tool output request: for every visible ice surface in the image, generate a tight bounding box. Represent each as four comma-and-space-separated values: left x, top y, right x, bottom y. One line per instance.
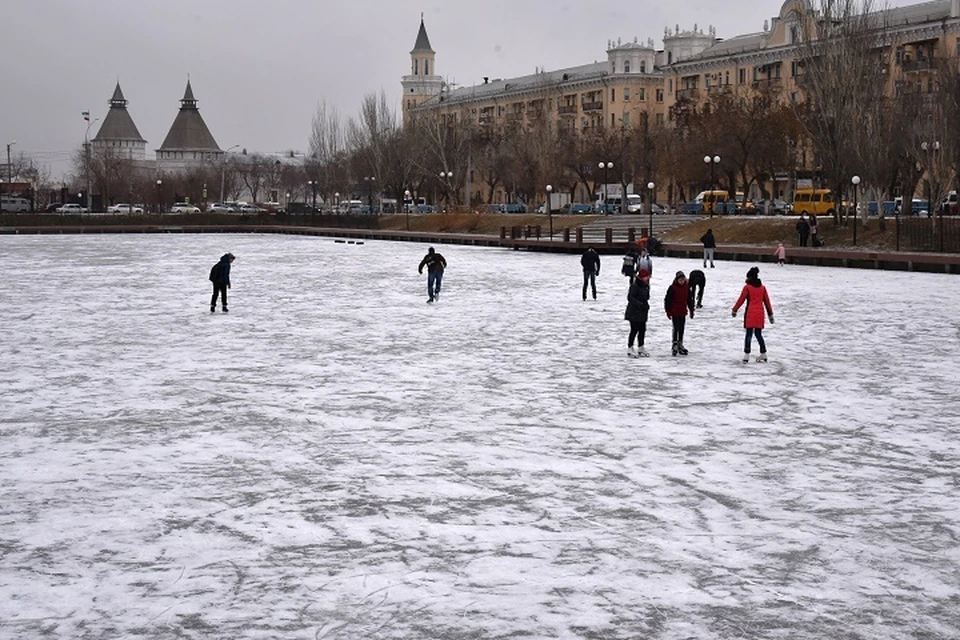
1, 233, 958, 639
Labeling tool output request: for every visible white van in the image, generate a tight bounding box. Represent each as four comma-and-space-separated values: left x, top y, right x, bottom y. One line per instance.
0, 196, 30, 212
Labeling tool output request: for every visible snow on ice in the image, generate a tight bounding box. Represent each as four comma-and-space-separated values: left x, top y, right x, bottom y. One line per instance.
1, 233, 958, 639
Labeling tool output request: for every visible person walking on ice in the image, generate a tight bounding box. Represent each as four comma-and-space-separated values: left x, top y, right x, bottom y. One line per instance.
664, 270, 695, 356
209, 252, 235, 312
732, 266, 775, 363
774, 242, 786, 266
580, 246, 600, 300
418, 246, 447, 303
625, 268, 651, 357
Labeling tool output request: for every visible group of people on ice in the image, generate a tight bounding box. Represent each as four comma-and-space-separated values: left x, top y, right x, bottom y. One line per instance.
582, 238, 775, 362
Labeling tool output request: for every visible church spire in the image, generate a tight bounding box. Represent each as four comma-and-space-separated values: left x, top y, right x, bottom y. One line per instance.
180, 79, 197, 110
412, 15, 433, 52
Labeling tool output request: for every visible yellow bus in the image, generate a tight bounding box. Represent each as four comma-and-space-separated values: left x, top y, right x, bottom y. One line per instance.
793, 188, 836, 216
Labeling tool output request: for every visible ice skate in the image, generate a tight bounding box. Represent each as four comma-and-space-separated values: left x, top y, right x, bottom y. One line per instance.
210, 305, 215, 313
756, 353, 768, 363
743, 352, 750, 363
628, 347, 638, 358
672, 342, 679, 356
678, 344, 689, 356
222, 307, 228, 313
637, 346, 649, 357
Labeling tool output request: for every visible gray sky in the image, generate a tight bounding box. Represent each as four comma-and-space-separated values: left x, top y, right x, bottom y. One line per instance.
4, 0, 780, 180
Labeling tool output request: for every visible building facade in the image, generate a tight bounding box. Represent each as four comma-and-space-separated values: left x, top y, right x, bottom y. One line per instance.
91, 82, 147, 160
156, 80, 223, 174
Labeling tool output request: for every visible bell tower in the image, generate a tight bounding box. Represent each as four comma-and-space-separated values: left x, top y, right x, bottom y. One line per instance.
401, 15, 443, 122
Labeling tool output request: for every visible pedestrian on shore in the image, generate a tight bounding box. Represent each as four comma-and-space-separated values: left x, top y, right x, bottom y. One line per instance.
732, 266, 775, 363
625, 268, 651, 357
700, 228, 716, 268
809, 213, 819, 246
664, 270, 695, 356
796, 215, 810, 247
775, 242, 786, 266
209, 252, 236, 313
580, 246, 600, 300
688, 269, 706, 308
418, 246, 447, 303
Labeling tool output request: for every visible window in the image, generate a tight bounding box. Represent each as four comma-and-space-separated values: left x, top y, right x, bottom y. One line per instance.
638, 87, 645, 100
622, 112, 630, 127
414, 59, 419, 74
425, 60, 429, 75
625, 60, 631, 73
640, 61, 646, 73
611, 88, 616, 102
612, 114, 616, 127
668, 51, 673, 64
738, 68, 746, 84
656, 88, 663, 102
725, 71, 730, 85
624, 87, 631, 101
655, 113, 664, 125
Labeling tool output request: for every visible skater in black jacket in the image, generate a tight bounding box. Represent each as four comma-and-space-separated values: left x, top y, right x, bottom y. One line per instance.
625, 268, 651, 357
418, 247, 447, 303
689, 269, 706, 308
209, 253, 235, 312
580, 247, 600, 300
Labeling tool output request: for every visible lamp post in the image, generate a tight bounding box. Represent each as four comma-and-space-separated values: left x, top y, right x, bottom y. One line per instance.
220, 144, 239, 203
334, 192, 340, 215
156, 179, 163, 215
546, 184, 554, 239
364, 176, 376, 213
851, 175, 860, 246
404, 189, 411, 230
5, 141, 15, 198
921, 140, 943, 251
647, 181, 655, 238
703, 154, 720, 217
598, 161, 612, 212
84, 118, 99, 211
307, 180, 317, 211
439, 170, 453, 211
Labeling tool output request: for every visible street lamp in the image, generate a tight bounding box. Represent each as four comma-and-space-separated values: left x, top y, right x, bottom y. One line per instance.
404, 189, 411, 230
439, 170, 453, 211
364, 176, 376, 214
334, 191, 340, 215
546, 184, 554, 239
307, 180, 317, 211
703, 154, 720, 217
220, 144, 239, 203
647, 181, 655, 238
920, 140, 943, 250
156, 179, 163, 214
851, 175, 861, 246
84, 118, 99, 211
598, 161, 613, 211
5, 141, 15, 197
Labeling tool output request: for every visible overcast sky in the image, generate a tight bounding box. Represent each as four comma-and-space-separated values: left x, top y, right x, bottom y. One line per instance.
6, 0, 785, 180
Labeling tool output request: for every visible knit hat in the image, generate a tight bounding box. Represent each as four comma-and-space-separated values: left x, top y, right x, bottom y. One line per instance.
638, 269, 650, 278
747, 266, 759, 278
675, 270, 685, 279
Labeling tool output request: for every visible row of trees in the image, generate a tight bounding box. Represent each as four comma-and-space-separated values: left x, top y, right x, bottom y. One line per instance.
48, 1, 960, 221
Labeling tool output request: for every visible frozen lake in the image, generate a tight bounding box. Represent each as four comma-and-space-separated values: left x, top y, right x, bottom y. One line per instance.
1, 233, 958, 639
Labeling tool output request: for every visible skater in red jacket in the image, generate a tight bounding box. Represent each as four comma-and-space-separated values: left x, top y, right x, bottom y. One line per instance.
664, 270, 695, 356
731, 266, 774, 363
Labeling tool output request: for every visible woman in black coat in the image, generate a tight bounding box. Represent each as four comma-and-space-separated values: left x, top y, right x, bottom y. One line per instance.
624, 268, 651, 357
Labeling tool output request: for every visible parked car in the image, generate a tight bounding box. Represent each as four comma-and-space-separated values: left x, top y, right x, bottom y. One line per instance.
207, 202, 236, 213
753, 199, 792, 215
43, 203, 62, 213
561, 203, 593, 214
238, 203, 264, 213
55, 203, 88, 214
649, 203, 668, 215
107, 203, 144, 214
171, 202, 200, 214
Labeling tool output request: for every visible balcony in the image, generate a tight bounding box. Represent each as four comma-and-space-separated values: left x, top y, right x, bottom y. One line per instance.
902, 59, 931, 72
506, 112, 524, 122
558, 104, 578, 115
581, 101, 604, 112
676, 88, 700, 101
752, 77, 784, 88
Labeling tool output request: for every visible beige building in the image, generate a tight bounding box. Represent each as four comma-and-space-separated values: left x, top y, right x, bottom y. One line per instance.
403, 0, 960, 204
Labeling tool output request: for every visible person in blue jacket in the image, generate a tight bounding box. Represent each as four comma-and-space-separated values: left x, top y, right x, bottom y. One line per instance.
209, 253, 235, 312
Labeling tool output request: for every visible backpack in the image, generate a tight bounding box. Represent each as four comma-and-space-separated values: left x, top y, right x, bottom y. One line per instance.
621, 253, 636, 276
209, 262, 223, 282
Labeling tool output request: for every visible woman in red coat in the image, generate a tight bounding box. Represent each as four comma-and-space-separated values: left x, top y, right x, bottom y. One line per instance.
664, 270, 695, 356
731, 266, 774, 363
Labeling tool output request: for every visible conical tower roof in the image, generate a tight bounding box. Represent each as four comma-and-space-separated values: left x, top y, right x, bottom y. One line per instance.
412, 16, 433, 52
92, 82, 146, 143
158, 80, 220, 151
